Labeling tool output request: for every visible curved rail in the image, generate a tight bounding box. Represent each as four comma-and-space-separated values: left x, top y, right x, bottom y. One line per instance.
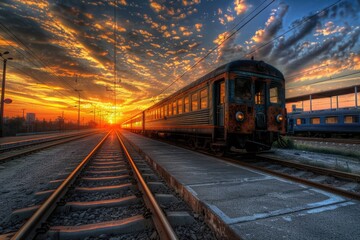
115, 131, 178, 240
226, 155, 360, 201
289, 136, 360, 145
256, 155, 360, 182
11, 131, 111, 240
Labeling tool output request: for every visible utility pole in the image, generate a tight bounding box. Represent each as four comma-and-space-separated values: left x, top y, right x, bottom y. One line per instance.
113, 0, 118, 126
98, 109, 102, 128
90, 103, 96, 123
106, 86, 115, 124
75, 89, 82, 130
0, 51, 13, 137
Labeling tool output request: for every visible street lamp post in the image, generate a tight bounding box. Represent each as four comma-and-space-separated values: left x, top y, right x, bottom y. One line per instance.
90, 103, 96, 123
0, 51, 13, 137
75, 89, 82, 130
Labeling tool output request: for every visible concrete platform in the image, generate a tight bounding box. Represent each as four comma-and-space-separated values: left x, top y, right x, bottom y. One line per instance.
120, 130, 360, 240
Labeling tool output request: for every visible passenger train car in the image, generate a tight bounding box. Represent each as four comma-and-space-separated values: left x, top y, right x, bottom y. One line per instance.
122, 59, 286, 153
287, 108, 360, 137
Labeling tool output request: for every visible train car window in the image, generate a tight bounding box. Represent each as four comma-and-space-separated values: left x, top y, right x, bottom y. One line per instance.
168, 103, 172, 116
235, 78, 251, 100
172, 101, 177, 115
255, 82, 265, 104
269, 86, 280, 104
296, 118, 305, 125
184, 96, 190, 113
178, 99, 183, 114
344, 115, 357, 123
220, 82, 225, 104
325, 116, 338, 124
161, 106, 164, 118
165, 105, 168, 117
191, 93, 198, 111
200, 89, 208, 109
311, 117, 320, 124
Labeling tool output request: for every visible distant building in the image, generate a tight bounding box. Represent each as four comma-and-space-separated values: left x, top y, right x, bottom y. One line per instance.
26, 113, 35, 124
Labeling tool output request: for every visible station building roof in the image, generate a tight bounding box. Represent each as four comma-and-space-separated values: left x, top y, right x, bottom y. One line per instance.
286, 85, 360, 103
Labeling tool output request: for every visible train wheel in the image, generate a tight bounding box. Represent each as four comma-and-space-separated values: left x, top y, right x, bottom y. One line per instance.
188, 137, 197, 150
245, 144, 258, 153
210, 144, 226, 156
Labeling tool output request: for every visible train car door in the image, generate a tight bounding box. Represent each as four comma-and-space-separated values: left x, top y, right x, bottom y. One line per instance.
288, 118, 294, 134
214, 80, 225, 139
254, 80, 267, 130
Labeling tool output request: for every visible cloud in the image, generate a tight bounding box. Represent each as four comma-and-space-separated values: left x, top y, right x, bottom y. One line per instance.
285, 37, 339, 74
182, 0, 201, 6
149, 1, 164, 13
251, 4, 289, 44
278, 18, 319, 53
194, 23, 202, 32
314, 21, 346, 36
234, 0, 247, 15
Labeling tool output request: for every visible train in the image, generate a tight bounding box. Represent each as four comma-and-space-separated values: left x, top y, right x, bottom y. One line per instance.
122, 59, 287, 153
287, 107, 360, 137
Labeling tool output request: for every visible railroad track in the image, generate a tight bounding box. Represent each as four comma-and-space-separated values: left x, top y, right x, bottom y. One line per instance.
289, 136, 360, 145
226, 153, 360, 201
0, 131, 100, 163
2, 131, 213, 240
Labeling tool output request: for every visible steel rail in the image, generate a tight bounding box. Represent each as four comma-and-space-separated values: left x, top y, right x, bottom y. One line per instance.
256, 155, 360, 182
0, 131, 101, 163
289, 136, 360, 145
224, 156, 360, 201
11, 131, 111, 240
115, 131, 178, 240
0, 130, 100, 152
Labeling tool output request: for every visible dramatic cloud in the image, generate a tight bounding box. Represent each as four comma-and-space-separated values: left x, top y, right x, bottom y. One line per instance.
0, 0, 359, 123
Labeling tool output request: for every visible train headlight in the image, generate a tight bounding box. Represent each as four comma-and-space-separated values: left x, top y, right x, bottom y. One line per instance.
235, 111, 245, 122
276, 114, 284, 123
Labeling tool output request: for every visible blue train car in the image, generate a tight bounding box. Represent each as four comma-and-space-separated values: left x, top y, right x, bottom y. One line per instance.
287, 108, 360, 137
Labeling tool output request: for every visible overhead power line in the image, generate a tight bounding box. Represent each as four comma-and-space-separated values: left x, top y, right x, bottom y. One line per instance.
243, 0, 342, 58
286, 65, 329, 80
154, 0, 275, 100
287, 71, 360, 89
0, 23, 78, 93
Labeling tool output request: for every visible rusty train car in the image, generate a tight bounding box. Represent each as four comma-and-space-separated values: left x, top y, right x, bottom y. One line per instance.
122, 59, 286, 153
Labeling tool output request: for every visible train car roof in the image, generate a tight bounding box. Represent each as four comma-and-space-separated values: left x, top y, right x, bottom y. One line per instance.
286, 85, 360, 103
150, 59, 284, 109
288, 107, 360, 117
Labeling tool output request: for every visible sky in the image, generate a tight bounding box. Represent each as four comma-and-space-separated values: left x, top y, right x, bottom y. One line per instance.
0, 0, 359, 124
